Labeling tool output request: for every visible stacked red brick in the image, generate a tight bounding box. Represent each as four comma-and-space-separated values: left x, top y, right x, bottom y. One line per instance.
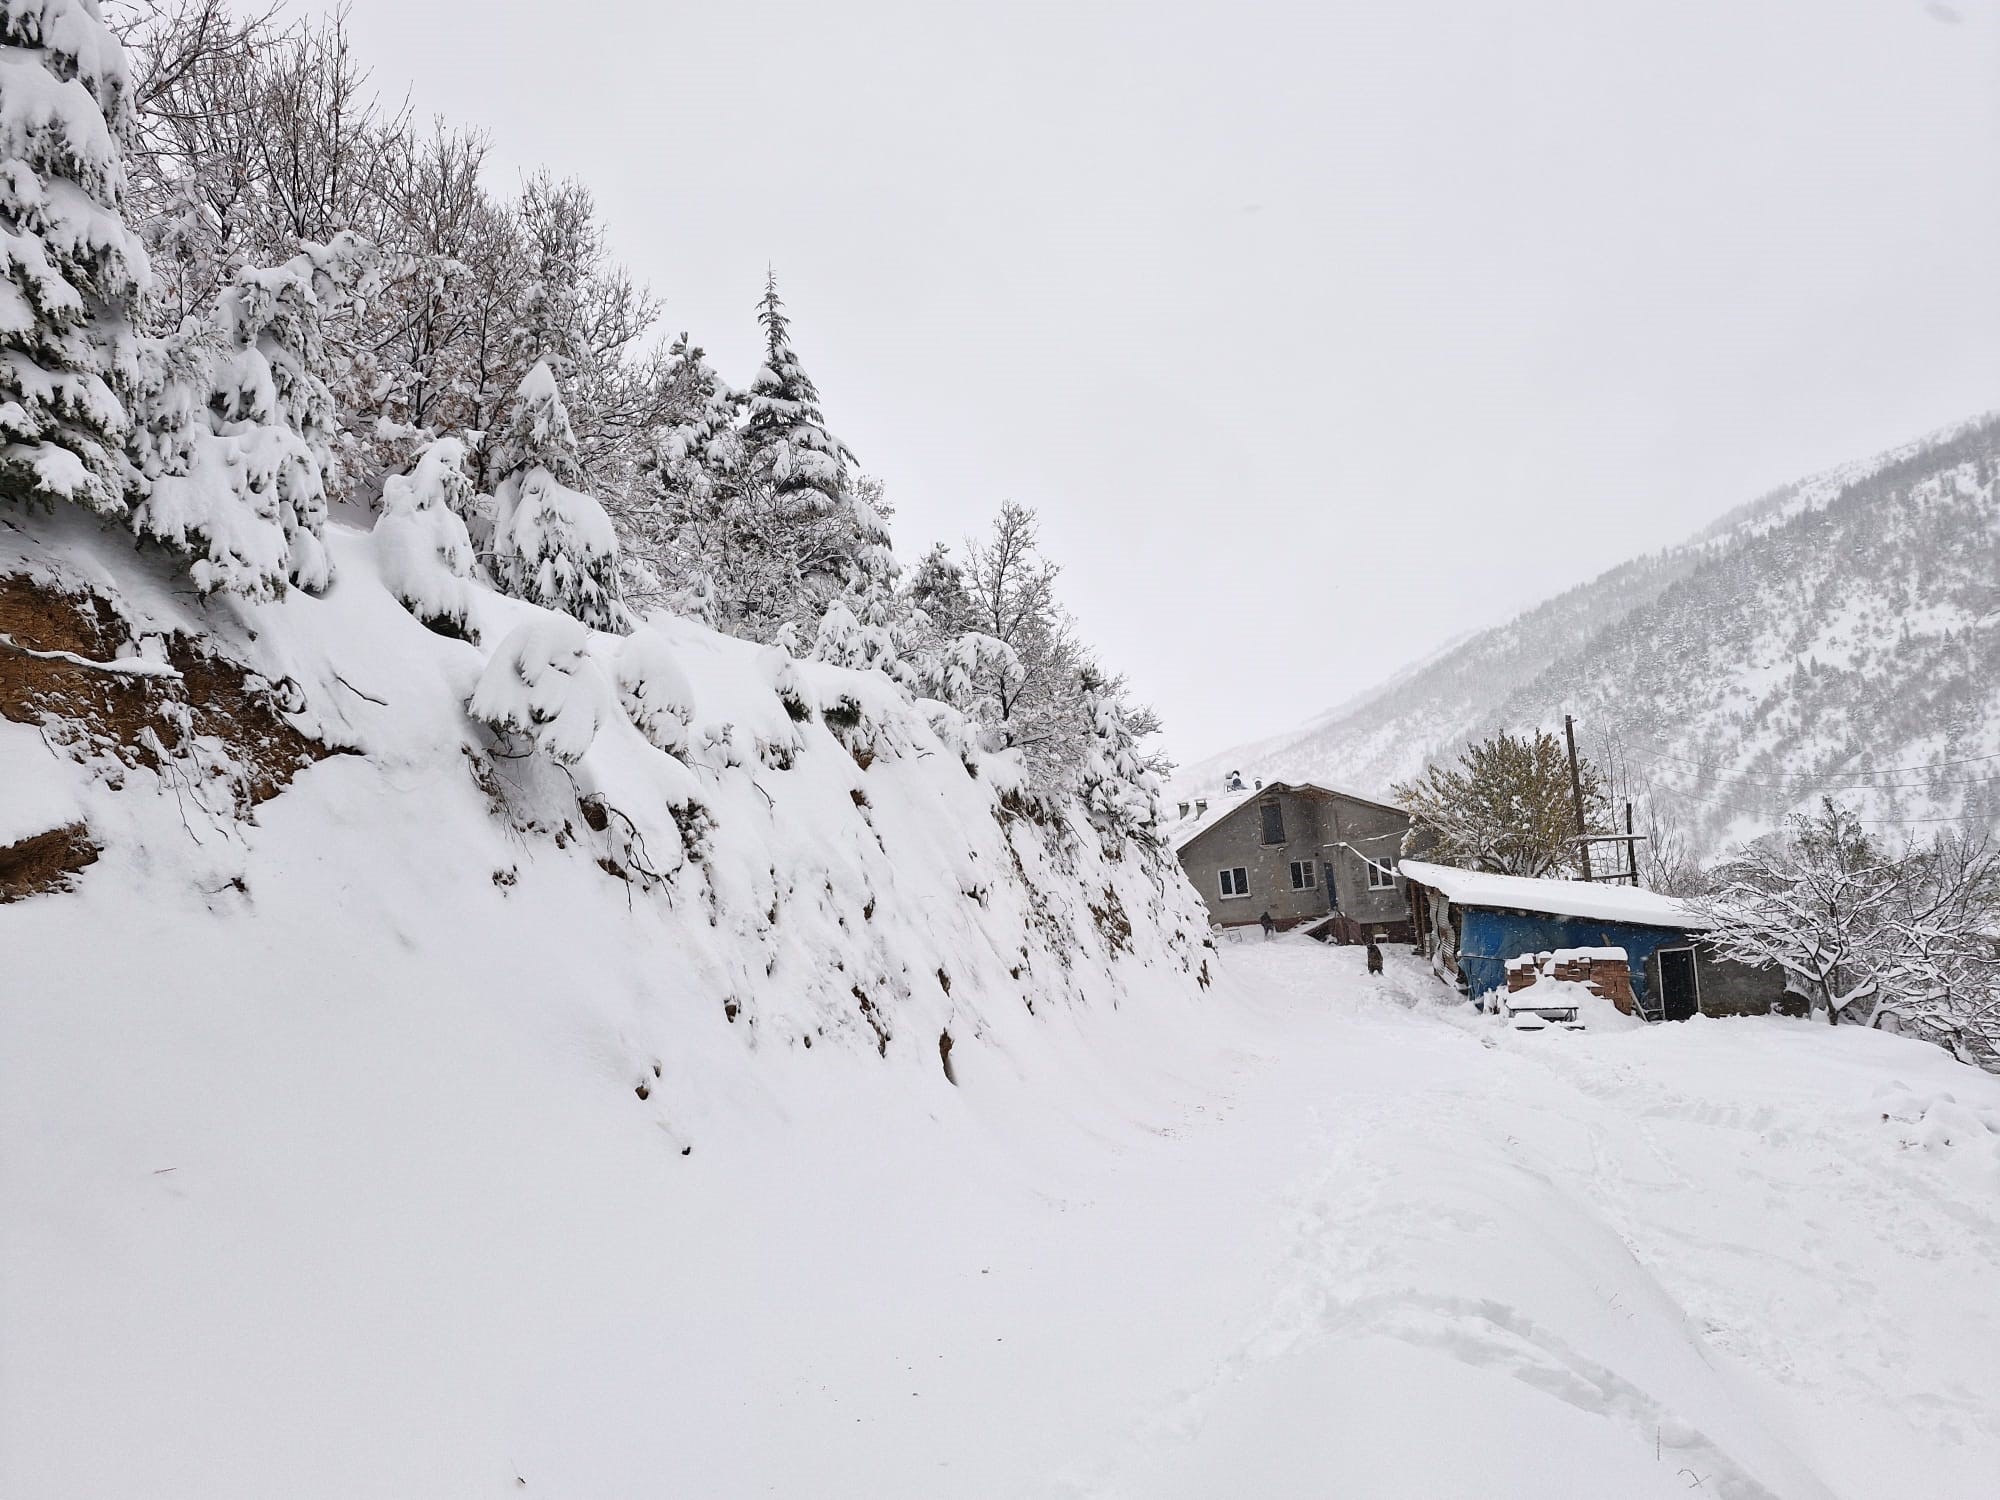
1503, 947, 1634, 1015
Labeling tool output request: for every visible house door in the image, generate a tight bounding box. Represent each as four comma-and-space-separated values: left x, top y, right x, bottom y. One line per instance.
1658, 947, 1699, 1022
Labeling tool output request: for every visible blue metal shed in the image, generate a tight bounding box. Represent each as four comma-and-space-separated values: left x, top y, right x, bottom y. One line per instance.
1399, 859, 1711, 1012
1456, 909, 1694, 1009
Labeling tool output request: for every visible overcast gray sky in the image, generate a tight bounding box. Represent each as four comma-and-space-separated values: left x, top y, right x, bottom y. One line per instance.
334, 0, 1999, 764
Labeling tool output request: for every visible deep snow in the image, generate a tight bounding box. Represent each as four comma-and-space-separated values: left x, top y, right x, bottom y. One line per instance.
6, 506, 1999, 1498
8, 925, 1999, 1499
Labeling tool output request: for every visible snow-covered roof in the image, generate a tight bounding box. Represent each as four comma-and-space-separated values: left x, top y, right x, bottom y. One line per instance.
1398, 860, 1712, 931
1165, 779, 1404, 852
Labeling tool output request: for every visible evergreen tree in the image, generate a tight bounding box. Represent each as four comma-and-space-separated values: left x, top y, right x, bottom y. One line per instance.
130, 233, 377, 595
906, 543, 971, 637
657, 334, 742, 497
490, 362, 629, 633
642, 333, 741, 624
373, 435, 477, 637
742, 269, 852, 518
0, 0, 148, 518
1077, 667, 1161, 850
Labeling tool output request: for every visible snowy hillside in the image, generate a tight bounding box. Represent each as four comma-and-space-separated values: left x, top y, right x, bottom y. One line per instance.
1183, 415, 2000, 854
0, 499, 1224, 1496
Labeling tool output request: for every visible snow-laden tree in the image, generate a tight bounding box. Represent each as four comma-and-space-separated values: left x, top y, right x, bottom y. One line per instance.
1393, 728, 1607, 878
1704, 805, 2000, 1049
1077, 667, 1161, 851
742, 269, 851, 520
885, 540, 1012, 717
809, 599, 871, 671
130, 232, 377, 595
468, 615, 611, 764
0, 0, 148, 518
957, 501, 1155, 788
489, 361, 629, 633
614, 627, 696, 757
1870, 830, 2000, 1058
630, 333, 740, 623
905, 542, 970, 635
373, 435, 477, 637
1698, 800, 1902, 1026
505, 173, 663, 489
663, 271, 885, 637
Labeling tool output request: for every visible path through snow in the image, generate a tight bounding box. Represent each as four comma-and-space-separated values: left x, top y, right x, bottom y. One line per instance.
9, 936, 2000, 1499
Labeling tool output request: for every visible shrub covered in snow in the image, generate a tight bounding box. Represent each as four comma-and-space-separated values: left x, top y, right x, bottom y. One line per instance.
468, 616, 611, 764
614, 628, 695, 757
373, 437, 478, 637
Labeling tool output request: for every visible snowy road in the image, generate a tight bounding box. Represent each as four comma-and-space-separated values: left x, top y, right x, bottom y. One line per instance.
1064, 940, 2000, 1500
11, 936, 2000, 1499
700, 938, 2000, 1500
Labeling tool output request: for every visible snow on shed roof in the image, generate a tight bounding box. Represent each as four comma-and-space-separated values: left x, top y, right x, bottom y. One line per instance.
1397, 860, 1713, 931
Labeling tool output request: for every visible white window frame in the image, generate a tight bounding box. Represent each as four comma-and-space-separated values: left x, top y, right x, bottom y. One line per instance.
1366, 858, 1399, 891
1288, 859, 1316, 891
1218, 866, 1250, 899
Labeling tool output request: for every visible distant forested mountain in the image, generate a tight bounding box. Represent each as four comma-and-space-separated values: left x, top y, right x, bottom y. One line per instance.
1182, 416, 2000, 862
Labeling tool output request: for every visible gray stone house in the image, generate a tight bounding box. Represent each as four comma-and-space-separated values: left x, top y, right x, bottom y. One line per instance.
1170, 780, 1413, 942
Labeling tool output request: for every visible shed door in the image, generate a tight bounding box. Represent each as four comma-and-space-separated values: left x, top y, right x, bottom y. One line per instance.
1658, 947, 1699, 1022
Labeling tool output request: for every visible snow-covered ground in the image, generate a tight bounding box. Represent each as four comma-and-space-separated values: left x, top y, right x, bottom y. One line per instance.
9, 928, 1999, 1499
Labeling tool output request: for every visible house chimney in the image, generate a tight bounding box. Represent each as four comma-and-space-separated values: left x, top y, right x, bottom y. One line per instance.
1195, 798, 1208, 816
1177, 800, 1190, 819
1254, 778, 1263, 790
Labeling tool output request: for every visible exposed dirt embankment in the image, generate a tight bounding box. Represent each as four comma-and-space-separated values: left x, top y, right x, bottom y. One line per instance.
1, 572, 337, 900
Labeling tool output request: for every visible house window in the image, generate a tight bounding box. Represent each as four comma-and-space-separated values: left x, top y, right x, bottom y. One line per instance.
1218, 867, 1250, 899
1367, 858, 1398, 891
1289, 860, 1316, 890
1259, 802, 1286, 845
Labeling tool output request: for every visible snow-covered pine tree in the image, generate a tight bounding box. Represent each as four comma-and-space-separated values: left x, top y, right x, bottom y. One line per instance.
722, 271, 890, 632
810, 599, 869, 670
373, 435, 477, 637
1076, 667, 1161, 851
897, 542, 1016, 714
0, 0, 148, 518
658, 334, 742, 497
742, 270, 852, 520
130, 233, 378, 595
490, 361, 630, 633
642, 334, 742, 625
905, 543, 970, 637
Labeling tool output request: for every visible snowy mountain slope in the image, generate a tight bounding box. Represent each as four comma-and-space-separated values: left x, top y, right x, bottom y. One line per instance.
1182, 415, 2000, 853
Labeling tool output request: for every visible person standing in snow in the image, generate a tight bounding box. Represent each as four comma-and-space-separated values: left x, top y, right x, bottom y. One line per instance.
1260, 911, 1275, 940
1366, 937, 1384, 976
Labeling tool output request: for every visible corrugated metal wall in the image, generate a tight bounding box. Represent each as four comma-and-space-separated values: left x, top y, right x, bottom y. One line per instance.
1458, 909, 1695, 1008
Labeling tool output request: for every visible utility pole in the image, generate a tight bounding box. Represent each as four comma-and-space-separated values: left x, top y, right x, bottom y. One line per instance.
1564, 713, 1593, 881
1625, 801, 1639, 885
